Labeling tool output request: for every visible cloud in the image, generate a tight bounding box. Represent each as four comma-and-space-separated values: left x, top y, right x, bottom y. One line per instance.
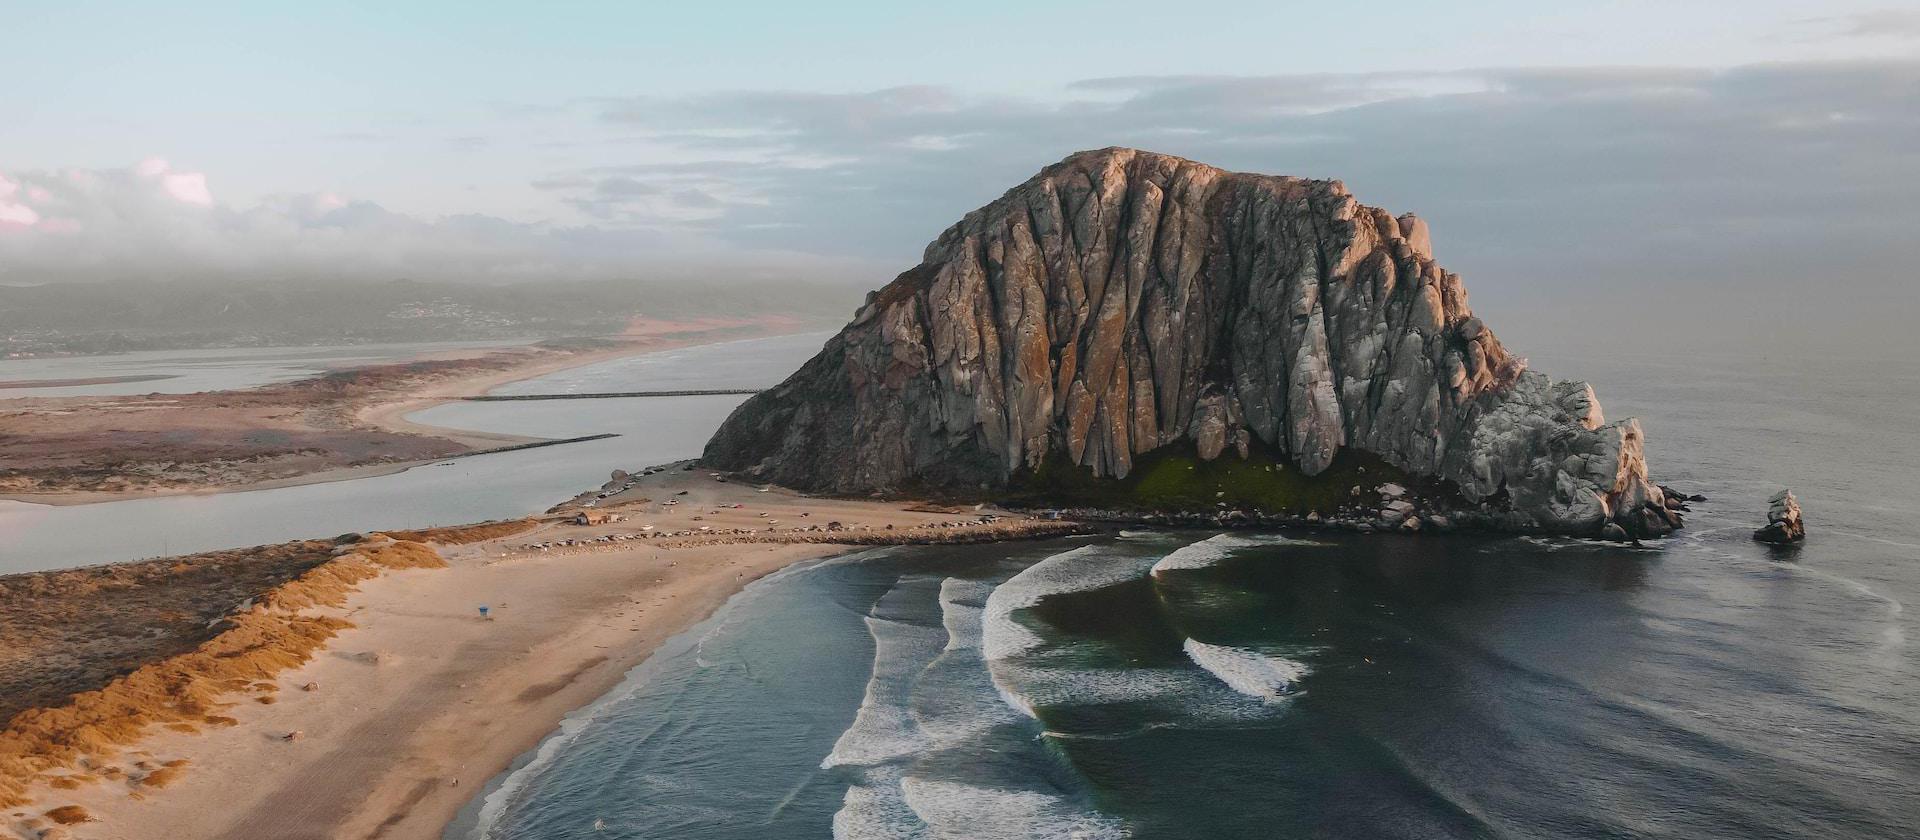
0, 174, 42, 227
539, 63, 1918, 262
1800, 9, 1920, 41
526, 61, 1920, 351
6, 60, 1917, 352
0, 159, 870, 285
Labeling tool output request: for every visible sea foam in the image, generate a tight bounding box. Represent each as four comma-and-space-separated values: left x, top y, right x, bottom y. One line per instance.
830, 571, 1128, 838
900, 776, 1128, 840
938, 577, 992, 652
1182, 639, 1309, 702
1150, 533, 1330, 575
981, 546, 1157, 662
822, 578, 947, 769
833, 765, 927, 840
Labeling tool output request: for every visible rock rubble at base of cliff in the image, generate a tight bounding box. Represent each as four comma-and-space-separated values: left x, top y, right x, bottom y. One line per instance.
1021, 481, 1700, 540
704, 148, 1684, 540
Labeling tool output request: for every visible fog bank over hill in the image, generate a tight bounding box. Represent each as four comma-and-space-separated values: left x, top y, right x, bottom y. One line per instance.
4, 60, 1915, 357
0, 277, 864, 355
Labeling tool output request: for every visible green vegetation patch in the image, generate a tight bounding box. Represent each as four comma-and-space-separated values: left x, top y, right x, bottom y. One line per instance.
1003, 440, 1429, 515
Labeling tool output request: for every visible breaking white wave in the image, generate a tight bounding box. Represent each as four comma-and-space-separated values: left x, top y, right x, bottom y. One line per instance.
900, 776, 1129, 840
982, 546, 1157, 662
979, 544, 1281, 723
830, 572, 1128, 839
988, 661, 1199, 709
979, 545, 1161, 721
917, 579, 1026, 746
823, 579, 947, 769
461, 553, 865, 840
1150, 534, 1255, 574
938, 577, 993, 652
1150, 533, 1330, 575
834, 769, 1129, 840
834, 766, 927, 840
1183, 640, 1309, 703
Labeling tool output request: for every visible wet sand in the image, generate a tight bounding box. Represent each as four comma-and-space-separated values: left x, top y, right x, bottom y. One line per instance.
2, 469, 1084, 840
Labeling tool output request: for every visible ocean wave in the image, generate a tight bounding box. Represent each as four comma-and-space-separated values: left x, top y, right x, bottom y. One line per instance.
979, 545, 1161, 720
461, 554, 856, 839
1148, 533, 1325, 574
1039, 720, 1183, 741
822, 579, 947, 770
916, 578, 1028, 746
829, 570, 1128, 839
833, 766, 926, 840
1183, 639, 1308, 703
981, 546, 1156, 663
900, 776, 1128, 840
988, 653, 1277, 731
989, 661, 1198, 709
1150, 534, 1247, 574
937, 578, 993, 652
833, 770, 1130, 840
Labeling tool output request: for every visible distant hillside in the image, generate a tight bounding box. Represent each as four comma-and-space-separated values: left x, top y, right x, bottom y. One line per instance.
0, 277, 862, 354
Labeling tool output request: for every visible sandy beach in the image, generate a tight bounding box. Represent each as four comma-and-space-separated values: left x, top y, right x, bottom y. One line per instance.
1, 467, 1085, 840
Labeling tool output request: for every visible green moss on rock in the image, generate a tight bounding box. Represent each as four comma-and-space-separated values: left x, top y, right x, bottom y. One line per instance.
1003, 441, 1444, 515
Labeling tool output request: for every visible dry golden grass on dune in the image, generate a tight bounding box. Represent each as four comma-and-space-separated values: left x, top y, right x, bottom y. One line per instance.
0, 540, 345, 726
377, 518, 537, 545
0, 537, 447, 810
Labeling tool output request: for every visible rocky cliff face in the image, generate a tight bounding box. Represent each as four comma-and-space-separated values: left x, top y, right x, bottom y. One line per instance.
705, 148, 1680, 538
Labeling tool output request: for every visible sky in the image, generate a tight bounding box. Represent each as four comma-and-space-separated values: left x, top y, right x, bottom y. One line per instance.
3, 1, 1919, 352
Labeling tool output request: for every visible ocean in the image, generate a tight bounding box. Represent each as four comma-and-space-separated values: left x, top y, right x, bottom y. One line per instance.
453, 349, 1920, 839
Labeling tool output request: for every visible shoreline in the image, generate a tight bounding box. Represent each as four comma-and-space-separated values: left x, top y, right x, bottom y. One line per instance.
0, 323, 815, 508
440, 548, 850, 840
1, 468, 1086, 840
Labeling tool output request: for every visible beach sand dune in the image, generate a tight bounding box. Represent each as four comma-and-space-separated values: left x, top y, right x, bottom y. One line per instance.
2, 469, 1082, 840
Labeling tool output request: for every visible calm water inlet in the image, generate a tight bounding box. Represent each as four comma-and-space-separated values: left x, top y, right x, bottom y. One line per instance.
0, 333, 832, 573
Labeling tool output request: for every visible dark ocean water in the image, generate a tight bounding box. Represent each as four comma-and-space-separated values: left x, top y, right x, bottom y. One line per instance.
455, 351, 1920, 840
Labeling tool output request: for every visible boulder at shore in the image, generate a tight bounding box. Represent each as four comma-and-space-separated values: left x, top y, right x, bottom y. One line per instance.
1753, 489, 1806, 544
704, 148, 1681, 539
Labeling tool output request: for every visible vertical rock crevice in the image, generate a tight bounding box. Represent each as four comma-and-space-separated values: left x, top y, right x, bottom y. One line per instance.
703, 148, 1677, 538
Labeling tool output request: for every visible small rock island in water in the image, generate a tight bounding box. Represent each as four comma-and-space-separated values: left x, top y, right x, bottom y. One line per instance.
1754, 489, 1807, 544
704, 148, 1687, 540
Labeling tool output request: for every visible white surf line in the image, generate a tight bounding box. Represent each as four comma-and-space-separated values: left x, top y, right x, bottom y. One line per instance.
822, 576, 947, 770
833, 572, 1127, 840
981, 545, 1150, 662
833, 764, 928, 840
1181, 639, 1310, 704
979, 544, 1165, 719
1148, 532, 1328, 575
938, 577, 992, 653
460, 552, 866, 840
900, 776, 1129, 840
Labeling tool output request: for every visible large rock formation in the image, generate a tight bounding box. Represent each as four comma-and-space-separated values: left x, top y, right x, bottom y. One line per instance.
705, 148, 1679, 538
